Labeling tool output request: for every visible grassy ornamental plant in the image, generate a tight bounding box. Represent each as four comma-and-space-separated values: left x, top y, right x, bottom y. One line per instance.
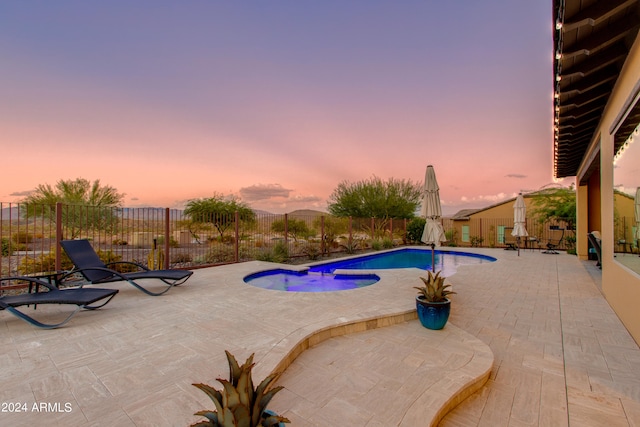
192, 350, 290, 427
414, 270, 456, 302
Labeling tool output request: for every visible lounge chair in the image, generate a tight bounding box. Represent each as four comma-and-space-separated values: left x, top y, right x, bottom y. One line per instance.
587, 232, 602, 268
0, 276, 118, 328
60, 239, 193, 296
542, 226, 565, 254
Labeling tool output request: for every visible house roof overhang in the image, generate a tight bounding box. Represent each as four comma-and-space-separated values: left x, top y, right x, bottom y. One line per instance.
553, 0, 640, 178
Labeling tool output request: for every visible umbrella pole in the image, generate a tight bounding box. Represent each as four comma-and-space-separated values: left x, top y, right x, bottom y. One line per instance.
431, 243, 436, 272
517, 237, 520, 257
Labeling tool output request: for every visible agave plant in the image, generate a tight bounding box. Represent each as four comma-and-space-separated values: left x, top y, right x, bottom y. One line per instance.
192, 350, 290, 427
414, 270, 456, 303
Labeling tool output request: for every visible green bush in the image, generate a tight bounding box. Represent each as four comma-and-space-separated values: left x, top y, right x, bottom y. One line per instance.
1, 238, 13, 256
201, 246, 236, 264
302, 242, 321, 260
273, 241, 289, 261
12, 231, 34, 244
470, 236, 484, 247
382, 236, 394, 249
18, 252, 74, 275
170, 253, 193, 264
406, 218, 426, 243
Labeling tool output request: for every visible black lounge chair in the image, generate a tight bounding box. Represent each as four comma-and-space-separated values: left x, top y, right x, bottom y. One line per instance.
587, 232, 602, 268
543, 226, 565, 254
0, 276, 118, 329
60, 239, 193, 296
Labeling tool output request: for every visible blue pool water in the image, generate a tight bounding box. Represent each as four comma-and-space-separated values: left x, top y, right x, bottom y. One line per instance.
244, 269, 379, 292
308, 248, 496, 277
244, 248, 496, 292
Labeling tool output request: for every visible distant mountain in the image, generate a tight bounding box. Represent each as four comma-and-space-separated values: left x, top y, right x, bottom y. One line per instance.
1, 206, 22, 219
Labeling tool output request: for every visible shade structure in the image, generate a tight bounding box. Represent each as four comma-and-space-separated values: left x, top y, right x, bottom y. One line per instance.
420, 165, 446, 271
511, 193, 528, 256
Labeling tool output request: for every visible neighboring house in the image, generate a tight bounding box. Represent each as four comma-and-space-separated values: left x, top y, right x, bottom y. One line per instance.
443, 191, 571, 250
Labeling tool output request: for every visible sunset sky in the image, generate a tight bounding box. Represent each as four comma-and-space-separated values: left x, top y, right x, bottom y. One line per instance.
1, 1, 564, 215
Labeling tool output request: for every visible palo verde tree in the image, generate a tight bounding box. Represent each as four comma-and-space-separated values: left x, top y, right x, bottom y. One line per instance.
530, 185, 577, 228
184, 194, 255, 242
22, 178, 125, 239
327, 176, 422, 220
270, 218, 312, 242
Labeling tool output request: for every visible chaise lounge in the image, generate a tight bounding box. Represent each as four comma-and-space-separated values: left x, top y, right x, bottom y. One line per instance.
0, 276, 118, 328
587, 231, 602, 268
60, 239, 193, 296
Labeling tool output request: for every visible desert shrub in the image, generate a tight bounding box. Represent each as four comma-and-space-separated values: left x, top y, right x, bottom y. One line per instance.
445, 229, 458, 246
302, 242, 321, 260
112, 238, 128, 245
565, 235, 576, 255
96, 249, 139, 273
12, 231, 34, 244
273, 241, 289, 260
155, 235, 180, 248
1, 238, 13, 256
339, 237, 361, 254
470, 236, 484, 247
382, 236, 394, 249
201, 246, 236, 264
255, 242, 289, 263
371, 239, 383, 251
18, 252, 74, 275
170, 253, 193, 264
406, 217, 426, 243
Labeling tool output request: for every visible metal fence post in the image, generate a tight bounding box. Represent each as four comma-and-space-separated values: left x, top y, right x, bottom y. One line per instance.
235, 211, 239, 263
164, 208, 170, 269
320, 215, 325, 255
349, 216, 353, 247
56, 202, 63, 271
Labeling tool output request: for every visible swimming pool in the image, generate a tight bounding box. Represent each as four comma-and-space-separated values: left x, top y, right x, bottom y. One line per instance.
308, 248, 496, 276
244, 269, 379, 292
244, 248, 496, 292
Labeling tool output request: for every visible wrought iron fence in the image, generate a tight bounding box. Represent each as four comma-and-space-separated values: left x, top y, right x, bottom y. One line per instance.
0, 201, 576, 292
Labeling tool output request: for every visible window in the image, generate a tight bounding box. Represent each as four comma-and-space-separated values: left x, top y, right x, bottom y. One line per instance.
497, 226, 506, 244
461, 225, 470, 243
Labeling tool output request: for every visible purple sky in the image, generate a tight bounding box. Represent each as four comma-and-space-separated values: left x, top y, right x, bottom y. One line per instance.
1, 1, 563, 215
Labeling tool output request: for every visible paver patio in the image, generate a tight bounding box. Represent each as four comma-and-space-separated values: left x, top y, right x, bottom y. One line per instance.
1, 248, 639, 426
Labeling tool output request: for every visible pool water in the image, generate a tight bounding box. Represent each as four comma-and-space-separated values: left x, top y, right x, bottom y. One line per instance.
244, 248, 496, 292
308, 248, 496, 277
244, 269, 379, 292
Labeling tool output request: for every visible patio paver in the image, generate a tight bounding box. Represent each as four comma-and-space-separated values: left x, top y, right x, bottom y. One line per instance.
1, 248, 639, 426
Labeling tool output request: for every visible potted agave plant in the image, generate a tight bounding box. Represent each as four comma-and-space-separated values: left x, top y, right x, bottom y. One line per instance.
414, 270, 456, 330
191, 350, 290, 427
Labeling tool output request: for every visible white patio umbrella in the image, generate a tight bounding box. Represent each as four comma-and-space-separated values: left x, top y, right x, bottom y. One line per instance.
511, 193, 529, 256
420, 165, 446, 271
635, 187, 640, 256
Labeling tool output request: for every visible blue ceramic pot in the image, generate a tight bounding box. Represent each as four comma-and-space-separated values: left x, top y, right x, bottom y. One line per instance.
416, 296, 451, 330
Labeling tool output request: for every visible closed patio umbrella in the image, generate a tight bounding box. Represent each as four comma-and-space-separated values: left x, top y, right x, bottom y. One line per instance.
421, 165, 446, 271
635, 187, 640, 256
512, 193, 528, 256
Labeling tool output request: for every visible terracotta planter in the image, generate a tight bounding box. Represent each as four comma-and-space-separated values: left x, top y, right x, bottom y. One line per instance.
416, 296, 451, 330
